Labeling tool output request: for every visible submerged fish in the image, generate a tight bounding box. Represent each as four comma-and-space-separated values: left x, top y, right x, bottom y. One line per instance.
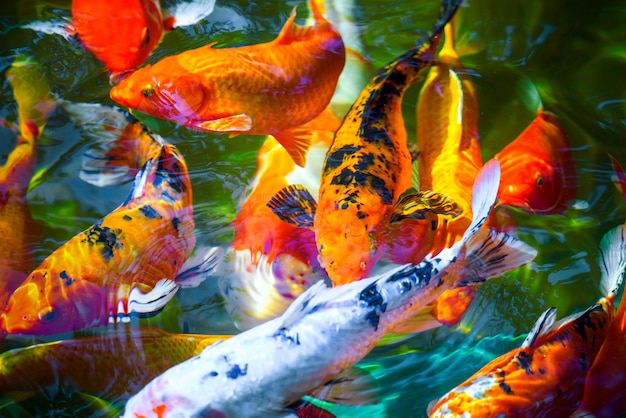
428, 225, 626, 418
219, 108, 340, 330
110, 0, 345, 167
574, 156, 626, 417
0, 327, 229, 404
268, 0, 464, 286
0, 138, 221, 336
26, 0, 217, 79
122, 159, 537, 417
0, 57, 55, 315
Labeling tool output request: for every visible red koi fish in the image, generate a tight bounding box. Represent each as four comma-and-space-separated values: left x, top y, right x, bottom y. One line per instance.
0, 138, 221, 336
0, 57, 55, 315
268, 0, 464, 286
428, 225, 626, 418
109, 0, 345, 167
220, 108, 339, 330
0, 327, 229, 404
574, 156, 626, 417
26, 0, 216, 80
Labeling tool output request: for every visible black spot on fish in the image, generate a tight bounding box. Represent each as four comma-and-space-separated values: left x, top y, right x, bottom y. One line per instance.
361, 125, 394, 148
354, 153, 375, 171
538, 368, 546, 375
359, 283, 385, 308
364, 310, 381, 330
60, 270, 73, 286
172, 217, 180, 232
497, 370, 513, 395
324, 145, 361, 172
386, 261, 433, 287
516, 350, 534, 375
370, 176, 393, 205
273, 327, 301, 345
341, 202, 349, 210
580, 351, 587, 371
123, 215, 132, 221
357, 211, 368, 219
226, 364, 248, 380
139, 204, 162, 219
82, 224, 122, 262
430, 220, 438, 230
201, 370, 219, 382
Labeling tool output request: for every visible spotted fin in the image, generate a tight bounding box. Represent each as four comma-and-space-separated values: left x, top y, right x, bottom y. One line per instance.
128, 279, 179, 314
166, 0, 216, 29
521, 307, 557, 349
175, 246, 224, 288
196, 113, 253, 133
273, 127, 314, 167
391, 189, 462, 223
267, 184, 317, 229
308, 367, 379, 407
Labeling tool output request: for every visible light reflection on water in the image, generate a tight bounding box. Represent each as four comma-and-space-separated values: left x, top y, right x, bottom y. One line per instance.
0, 0, 626, 416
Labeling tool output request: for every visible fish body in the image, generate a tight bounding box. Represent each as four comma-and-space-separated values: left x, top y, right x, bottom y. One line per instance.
574, 157, 626, 417
123, 159, 537, 417
428, 225, 626, 418
0, 139, 211, 336
0, 327, 228, 402
109, 0, 345, 166
220, 109, 339, 330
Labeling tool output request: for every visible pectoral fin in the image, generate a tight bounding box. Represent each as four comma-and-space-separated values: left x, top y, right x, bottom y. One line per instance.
307, 367, 379, 407
267, 184, 317, 229
431, 286, 479, 327
391, 190, 462, 223
196, 113, 253, 132
128, 279, 179, 314
388, 305, 443, 334
175, 246, 223, 288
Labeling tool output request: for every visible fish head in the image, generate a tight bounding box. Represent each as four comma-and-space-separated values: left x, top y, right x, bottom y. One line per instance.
110, 70, 208, 125
496, 111, 577, 214
1, 271, 106, 335
72, 0, 164, 74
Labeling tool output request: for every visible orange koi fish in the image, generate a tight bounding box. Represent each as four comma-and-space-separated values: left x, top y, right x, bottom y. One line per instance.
109, 0, 346, 167
0, 327, 229, 403
428, 225, 626, 418
26, 0, 216, 80
574, 157, 626, 417
268, 0, 464, 286
0, 138, 221, 336
0, 57, 55, 315
219, 108, 339, 330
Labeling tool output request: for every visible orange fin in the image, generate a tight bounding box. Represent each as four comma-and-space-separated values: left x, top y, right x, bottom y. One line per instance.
274, 6, 318, 46
308, 367, 379, 406
391, 189, 462, 223
196, 113, 253, 132
267, 184, 316, 228
431, 285, 479, 327
272, 127, 313, 167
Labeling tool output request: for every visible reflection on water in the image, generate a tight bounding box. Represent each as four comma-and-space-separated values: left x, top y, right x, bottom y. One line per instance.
1, 0, 626, 416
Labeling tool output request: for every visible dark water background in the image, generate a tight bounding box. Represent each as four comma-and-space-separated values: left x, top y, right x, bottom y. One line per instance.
1, 0, 626, 416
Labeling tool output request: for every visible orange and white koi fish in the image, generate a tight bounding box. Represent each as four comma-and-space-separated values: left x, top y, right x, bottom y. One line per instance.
0, 327, 229, 403
110, 0, 345, 167
25, 0, 216, 80
219, 108, 340, 330
0, 57, 55, 316
268, 0, 464, 286
0, 137, 221, 336
573, 156, 626, 418
428, 225, 626, 418
122, 159, 537, 417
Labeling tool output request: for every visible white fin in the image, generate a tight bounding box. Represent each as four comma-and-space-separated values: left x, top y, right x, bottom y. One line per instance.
279, 280, 330, 330
521, 307, 557, 349
464, 158, 500, 238
23, 19, 74, 40
598, 224, 626, 298
387, 305, 443, 334
128, 279, 179, 314
129, 156, 156, 200
455, 228, 538, 288
308, 367, 379, 406
60, 101, 130, 133
168, 0, 216, 28
175, 246, 223, 288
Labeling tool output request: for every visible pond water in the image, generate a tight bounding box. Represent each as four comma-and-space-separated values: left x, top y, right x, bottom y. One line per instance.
1, 0, 626, 416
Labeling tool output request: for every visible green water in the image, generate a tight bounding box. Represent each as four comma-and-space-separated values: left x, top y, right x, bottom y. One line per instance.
1, 0, 626, 416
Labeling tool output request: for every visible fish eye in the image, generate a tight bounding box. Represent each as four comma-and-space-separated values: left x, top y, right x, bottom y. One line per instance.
536, 175, 543, 187
38, 306, 56, 322
142, 85, 155, 97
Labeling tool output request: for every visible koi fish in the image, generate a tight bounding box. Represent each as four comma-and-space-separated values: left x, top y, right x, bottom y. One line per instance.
109, 0, 346, 167
25, 0, 217, 80
0, 57, 55, 315
428, 225, 626, 418
219, 108, 340, 330
0, 327, 229, 404
573, 156, 626, 417
0, 137, 222, 336
268, 0, 464, 286
122, 159, 537, 418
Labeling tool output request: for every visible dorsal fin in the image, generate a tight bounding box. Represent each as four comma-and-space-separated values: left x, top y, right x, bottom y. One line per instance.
274, 5, 320, 45
521, 307, 557, 349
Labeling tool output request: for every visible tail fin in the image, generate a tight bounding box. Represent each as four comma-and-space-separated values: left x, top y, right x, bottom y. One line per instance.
165, 0, 216, 29
598, 224, 626, 298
